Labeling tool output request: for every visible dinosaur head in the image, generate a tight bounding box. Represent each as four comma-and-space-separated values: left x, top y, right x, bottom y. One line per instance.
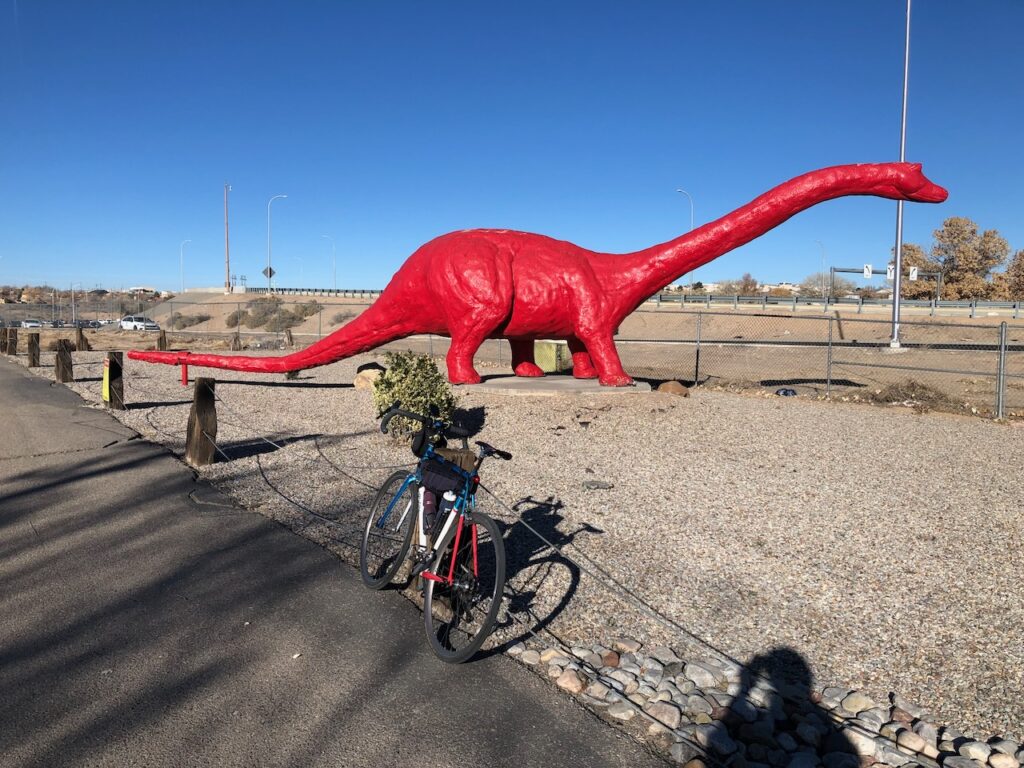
879, 162, 948, 203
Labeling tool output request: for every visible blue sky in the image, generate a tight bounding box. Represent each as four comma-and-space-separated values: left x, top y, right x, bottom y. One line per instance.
1, 1, 1022, 292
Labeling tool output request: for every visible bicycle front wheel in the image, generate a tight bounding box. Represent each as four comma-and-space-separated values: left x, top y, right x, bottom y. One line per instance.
423, 511, 505, 663
360, 470, 417, 590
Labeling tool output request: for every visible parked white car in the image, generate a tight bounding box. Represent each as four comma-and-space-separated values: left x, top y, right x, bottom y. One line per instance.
119, 315, 160, 331
20, 319, 44, 328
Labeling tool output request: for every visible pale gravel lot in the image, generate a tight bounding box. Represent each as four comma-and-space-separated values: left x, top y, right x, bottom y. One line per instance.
36, 350, 1024, 741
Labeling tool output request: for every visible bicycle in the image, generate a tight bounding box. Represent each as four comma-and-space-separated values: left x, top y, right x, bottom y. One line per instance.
359, 402, 512, 663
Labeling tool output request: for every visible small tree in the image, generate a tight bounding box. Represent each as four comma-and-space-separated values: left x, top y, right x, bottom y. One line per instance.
800, 272, 854, 297
894, 242, 942, 299
1005, 250, 1024, 300
929, 217, 1009, 299
737, 273, 759, 295
372, 352, 459, 436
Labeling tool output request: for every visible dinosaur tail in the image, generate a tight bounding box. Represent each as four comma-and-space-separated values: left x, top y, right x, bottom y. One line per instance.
127, 299, 419, 373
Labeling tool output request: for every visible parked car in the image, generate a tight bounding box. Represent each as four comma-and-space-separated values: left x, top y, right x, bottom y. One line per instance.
20, 319, 44, 328
119, 315, 160, 331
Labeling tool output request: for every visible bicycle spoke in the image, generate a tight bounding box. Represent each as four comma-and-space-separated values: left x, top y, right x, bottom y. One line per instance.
359, 471, 416, 590
423, 512, 505, 663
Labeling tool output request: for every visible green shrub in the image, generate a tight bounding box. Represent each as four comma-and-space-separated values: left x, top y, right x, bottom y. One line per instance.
371, 351, 459, 436
294, 300, 321, 318
169, 312, 211, 330
225, 309, 247, 329
331, 311, 354, 325
244, 297, 283, 327
264, 309, 303, 333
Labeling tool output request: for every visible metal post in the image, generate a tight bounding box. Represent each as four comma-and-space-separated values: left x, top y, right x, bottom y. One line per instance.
497, 338, 502, 368
995, 322, 1007, 419
693, 312, 702, 385
428, 334, 433, 358
792, 295, 797, 312
890, 0, 912, 348
318, 307, 322, 340
826, 317, 834, 398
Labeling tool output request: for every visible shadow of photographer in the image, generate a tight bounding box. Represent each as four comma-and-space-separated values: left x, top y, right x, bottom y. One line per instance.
700, 647, 860, 768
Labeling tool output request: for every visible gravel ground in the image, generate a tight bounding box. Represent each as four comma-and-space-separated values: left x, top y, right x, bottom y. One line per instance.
34, 350, 1024, 741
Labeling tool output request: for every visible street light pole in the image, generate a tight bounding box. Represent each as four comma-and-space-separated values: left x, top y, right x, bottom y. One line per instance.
267, 194, 287, 292
321, 235, 336, 291
891, 0, 912, 348
179, 239, 192, 294
675, 189, 695, 289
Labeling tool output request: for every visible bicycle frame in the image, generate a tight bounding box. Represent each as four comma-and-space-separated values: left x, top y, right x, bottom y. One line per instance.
375, 442, 480, 587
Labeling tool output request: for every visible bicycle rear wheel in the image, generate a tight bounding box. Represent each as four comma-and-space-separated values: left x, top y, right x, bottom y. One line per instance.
423, 511, 505, 663
360, 470, 417, 590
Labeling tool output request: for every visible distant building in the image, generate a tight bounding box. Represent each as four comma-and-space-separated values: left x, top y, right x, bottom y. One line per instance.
759, 282, 799, 295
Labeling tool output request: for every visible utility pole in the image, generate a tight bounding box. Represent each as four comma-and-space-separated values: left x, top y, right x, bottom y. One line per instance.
890, 0, 912, 347
224, 183, 232, 293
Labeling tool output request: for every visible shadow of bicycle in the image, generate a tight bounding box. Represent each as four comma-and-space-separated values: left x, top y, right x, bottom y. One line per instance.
476, 494, 603, 660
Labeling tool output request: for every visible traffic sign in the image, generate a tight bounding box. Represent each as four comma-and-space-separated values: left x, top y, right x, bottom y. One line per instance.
909, 266, 919, 281
262, 266, 276, 279
886, 264, 895, 280
863, 264, 872, 278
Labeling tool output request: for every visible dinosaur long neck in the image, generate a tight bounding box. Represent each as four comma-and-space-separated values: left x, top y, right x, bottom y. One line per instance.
601, 164, 899, 312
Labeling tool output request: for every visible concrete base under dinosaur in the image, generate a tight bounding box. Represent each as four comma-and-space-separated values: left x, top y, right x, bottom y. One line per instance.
457, 375, 652, 396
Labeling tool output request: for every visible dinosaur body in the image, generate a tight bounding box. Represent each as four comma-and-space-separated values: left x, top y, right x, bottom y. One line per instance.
129, 163, 946, 385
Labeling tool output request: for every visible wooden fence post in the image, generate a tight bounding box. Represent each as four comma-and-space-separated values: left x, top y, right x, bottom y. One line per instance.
285, 328, 294, 348
230, 333, 242, 351
157, 330, 168, 351
55, 339, 74, 382
75, 327, 92, 351
0, 329, 8, 355
5, 328, 18, 355
76, 327, 93, 351
185, 378, 217, 467
103, 351, 125, 410
27, 333, 40, 367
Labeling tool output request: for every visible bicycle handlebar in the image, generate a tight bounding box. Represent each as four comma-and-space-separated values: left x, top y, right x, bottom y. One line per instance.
379, 402, 512, 462
379, 402, 430, 435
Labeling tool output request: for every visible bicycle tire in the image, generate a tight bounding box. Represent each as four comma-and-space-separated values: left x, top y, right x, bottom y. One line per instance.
359, 470, 417, 590
423, 511, 505, 663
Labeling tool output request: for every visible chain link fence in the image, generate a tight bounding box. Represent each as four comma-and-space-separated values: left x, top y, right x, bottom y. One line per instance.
6, 300, 1020, 419
610, 311, 1022, 419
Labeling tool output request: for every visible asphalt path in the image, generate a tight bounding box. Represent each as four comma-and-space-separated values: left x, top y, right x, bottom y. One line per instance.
0, 359, 667, 768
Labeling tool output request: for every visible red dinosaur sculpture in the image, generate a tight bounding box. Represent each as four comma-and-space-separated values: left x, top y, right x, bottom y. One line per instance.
130, 163, 946, 385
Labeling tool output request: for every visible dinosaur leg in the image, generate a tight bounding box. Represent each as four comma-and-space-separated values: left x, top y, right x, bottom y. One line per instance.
567, 337, 598, 379
510, 339, 544, 377
575, 329, 633, 387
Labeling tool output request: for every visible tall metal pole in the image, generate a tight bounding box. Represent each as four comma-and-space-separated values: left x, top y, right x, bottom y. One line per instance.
322, 234, 336, 290
224, 184, 231, 293
267, 194, 287, 293
890, 0, 912, 348
179, 239, 191, 294
675, 189, 695, 289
